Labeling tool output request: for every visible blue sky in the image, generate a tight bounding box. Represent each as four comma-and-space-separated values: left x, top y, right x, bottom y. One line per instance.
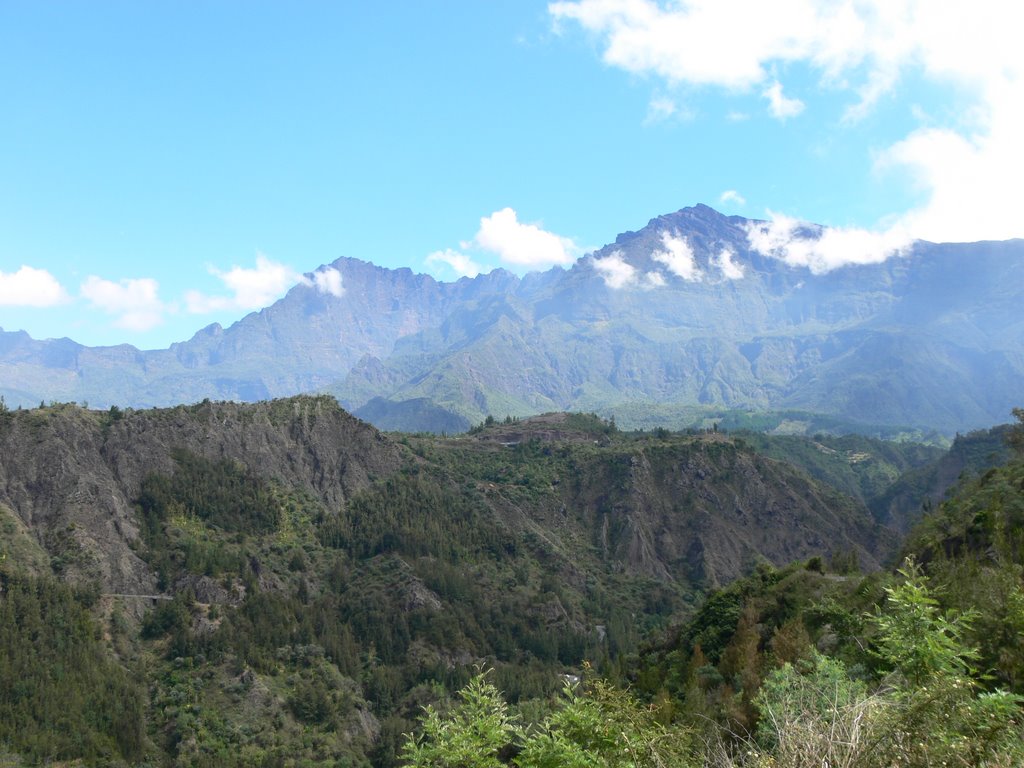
1, 1, 1021, 349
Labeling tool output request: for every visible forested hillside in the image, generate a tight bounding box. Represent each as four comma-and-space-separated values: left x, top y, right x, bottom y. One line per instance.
403, 411, 1024, 766
0, 399, 1020, 765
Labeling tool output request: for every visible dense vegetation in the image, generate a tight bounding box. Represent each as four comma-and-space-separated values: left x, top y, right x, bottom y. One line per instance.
103, 437, 694, 766
405, 562, 1024, 766
0, 403, 1022, 765
0, 572, 145, 764
401, 410, 1024, 765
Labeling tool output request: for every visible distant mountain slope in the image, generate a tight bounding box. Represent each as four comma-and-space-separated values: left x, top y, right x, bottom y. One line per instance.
0, 262, 521, 408
333, 208, 1024, 433
870, 424, 1013, 532
2, 204, 1022, 433
737, 431, 945, 509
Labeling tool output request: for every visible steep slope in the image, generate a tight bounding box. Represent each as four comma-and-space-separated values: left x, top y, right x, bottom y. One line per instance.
626, 420, 1024, 752
0, 261, 520, 408
0, 396, 402, 593
0, 401, 890, 596
870, 424, 1013, 531
561, 435, 889, 587
737, 432, 944, 511
424, 414, 890, 586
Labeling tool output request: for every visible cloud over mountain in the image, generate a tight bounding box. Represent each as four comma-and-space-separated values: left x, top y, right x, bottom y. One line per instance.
0, 266, 68, 307
81, 276, 165, 331
1, 205, 1021, 436
551, 0, 1024, 266
746, 213, 913, 273
474, 208, 579, 269
186, 254, 306, 313
651, 232, 701, 281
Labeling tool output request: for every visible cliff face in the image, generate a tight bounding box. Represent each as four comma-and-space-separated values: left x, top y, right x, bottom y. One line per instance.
0, 399, 894, 601
0, 397, 403, 593
869, 425, 1013, 532
561, 435, 886, 587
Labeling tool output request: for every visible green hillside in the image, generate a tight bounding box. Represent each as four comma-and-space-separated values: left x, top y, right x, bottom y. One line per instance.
0, 399, 1020, 765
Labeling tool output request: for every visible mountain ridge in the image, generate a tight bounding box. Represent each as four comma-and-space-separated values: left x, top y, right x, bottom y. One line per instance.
2, 204, 1022, 434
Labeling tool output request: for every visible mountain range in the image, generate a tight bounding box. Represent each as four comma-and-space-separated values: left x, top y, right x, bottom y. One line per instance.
2, 204, 1022, 434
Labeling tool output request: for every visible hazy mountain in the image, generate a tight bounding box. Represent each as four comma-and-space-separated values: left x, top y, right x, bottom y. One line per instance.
2, 204, 1022, 433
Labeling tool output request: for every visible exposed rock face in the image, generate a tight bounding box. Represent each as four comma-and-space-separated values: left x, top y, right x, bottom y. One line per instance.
0, 397, 891, 598
0, 397, 402, 593
563, 435, 886, 587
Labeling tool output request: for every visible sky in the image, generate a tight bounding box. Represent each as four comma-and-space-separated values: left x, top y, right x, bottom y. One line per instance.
1, 1, 1021, 349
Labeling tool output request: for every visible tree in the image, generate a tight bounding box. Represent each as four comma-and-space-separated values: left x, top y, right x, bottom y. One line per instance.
402, 668, 694, 768
402, 671, 518, 768
868, 559, 1024, 767
519, 671, 692, 768
870, 558, 976, 687
1008, 407, 1024, 455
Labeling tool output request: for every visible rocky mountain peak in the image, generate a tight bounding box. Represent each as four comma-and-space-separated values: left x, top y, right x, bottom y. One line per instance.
583, 204, 756, 289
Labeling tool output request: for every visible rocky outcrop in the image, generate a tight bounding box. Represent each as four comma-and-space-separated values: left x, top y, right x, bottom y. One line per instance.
565, 435, 887, 586
0, 397, 402, 593
0, 396, 890, 598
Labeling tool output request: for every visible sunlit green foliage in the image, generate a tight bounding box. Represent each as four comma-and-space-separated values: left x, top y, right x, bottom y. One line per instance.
867, 561, 1024, 767
402, 672, 519, 768
403, 669, 694, 768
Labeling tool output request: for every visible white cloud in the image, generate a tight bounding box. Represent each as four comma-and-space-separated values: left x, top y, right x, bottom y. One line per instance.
216, 254, 301, 308
592, 251, 637, 289
184, 290, 230, 314
651, 231, 702, 281
645, 96, 678, 123
0, 266, 68, 307
474, 207, 578, 268
425, 249, 484, 279
311, 266, 345, 297
712, 248, 745, 279
876, 92, 1024, 243
644, 270, 666, 287
719, 189, 746, 206
550, 0, 809, 88
762, 80, 804, 119
81, 276, 165, 331
186, 254, 304, 313
550, 0, 1024, 250
746, 211, 913, 273
842, 66, 900, 124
